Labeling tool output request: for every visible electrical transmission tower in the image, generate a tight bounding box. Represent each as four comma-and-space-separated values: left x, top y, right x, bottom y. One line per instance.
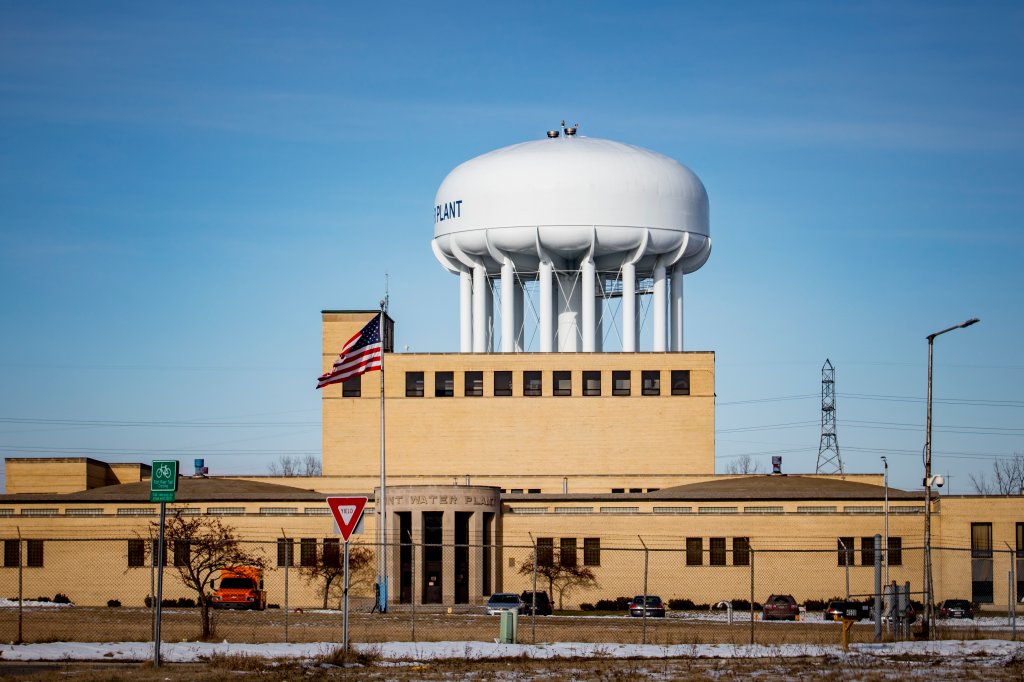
816, 358, 844, 474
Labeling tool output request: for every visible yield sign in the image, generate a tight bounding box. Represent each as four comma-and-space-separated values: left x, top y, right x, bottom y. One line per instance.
326, 496, 367, 542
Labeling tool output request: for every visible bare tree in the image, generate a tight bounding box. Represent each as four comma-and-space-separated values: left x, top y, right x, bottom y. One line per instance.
726, 454, 763, 475
151, 512, 267, 639
970, 453, 1024, 495
300, 541, 373, 608
301, 454, 322, 476
518, 545, 598, 610
268, 455, 321, 476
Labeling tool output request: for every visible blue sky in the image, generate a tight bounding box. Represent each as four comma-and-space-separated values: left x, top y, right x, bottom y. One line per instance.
1, 1, 1021, 493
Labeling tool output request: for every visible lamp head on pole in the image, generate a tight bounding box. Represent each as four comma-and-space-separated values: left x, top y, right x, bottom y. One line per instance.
960, 317, 980, 329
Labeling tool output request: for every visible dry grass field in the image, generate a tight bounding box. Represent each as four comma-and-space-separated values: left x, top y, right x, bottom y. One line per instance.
1, 606, 1018, 647
1, 652, 1024, 681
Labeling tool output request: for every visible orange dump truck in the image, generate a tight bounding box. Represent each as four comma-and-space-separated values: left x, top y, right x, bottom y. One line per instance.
210, 566, 266, 610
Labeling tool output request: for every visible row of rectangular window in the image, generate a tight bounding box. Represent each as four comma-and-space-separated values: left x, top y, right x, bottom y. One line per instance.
2, 540, 44, 567
341, 370, 691, 398
536, 537, 601, 567
685, 537, 751, 566
123, 539, 345, 569
837, 537, 903, 566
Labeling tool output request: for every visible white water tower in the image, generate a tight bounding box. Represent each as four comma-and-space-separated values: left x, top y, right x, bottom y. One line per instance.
432, 126, 711, 353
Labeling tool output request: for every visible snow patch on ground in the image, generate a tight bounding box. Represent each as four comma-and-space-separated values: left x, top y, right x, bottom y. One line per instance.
0, 639, 1020, 663
0, 598, 72, 609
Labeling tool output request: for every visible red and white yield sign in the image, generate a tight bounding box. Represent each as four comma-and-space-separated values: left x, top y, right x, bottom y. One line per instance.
326, 496, 367, 542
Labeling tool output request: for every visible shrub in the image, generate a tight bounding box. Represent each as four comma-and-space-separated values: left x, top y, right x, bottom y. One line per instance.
593, 597, 631, 611
144, 596, 153, 608
729, 599, 761, 611
107, 599, 121, 608
268, 603, 281, 609
579, 603, 595, 611
34, 596, 51, 603
668, 598, 696, 611
53, 594, 71, 604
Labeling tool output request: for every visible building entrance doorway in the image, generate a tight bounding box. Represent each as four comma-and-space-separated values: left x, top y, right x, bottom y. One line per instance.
423, 511, 443, 603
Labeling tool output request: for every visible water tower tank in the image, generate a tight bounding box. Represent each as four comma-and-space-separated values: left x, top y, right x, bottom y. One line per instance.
432, 128, 711, 353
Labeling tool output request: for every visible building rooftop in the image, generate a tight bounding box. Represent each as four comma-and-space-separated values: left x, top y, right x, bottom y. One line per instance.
503, 474, 920, 503
0, 477, 327, 503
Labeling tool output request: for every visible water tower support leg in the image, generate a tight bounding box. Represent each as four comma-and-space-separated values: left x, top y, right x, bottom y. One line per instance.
539, 261, 554, 352
473, 265, 487, 353
582, 260, 595, 352
622, 262, 636, 352
460, 271, 473, 353
670, 266, 684, 351
653, 264, 667, 352
513, 278, 524, 352
501, 259, 515, 353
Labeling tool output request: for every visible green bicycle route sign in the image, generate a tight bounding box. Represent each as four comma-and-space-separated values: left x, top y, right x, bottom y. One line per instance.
150, 460, 179, 502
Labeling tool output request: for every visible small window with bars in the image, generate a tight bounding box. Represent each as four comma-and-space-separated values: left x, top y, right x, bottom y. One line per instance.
523, 371, 542, 396
686, 537, 703, 566
494, 371, 513, 396
671, 370, 690, 396
464, 371, 483, 397
300, 538, 318, 567
405, 372, 424, 397
434, 371, 454, 397
553, 371, 572, 396
342, 375, 361, 397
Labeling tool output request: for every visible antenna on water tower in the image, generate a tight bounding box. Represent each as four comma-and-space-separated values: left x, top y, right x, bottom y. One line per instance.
816, 359, 844, 474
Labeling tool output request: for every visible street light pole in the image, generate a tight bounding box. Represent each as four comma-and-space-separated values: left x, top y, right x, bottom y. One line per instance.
923, 317, 979, 640
882, 456, 889, 589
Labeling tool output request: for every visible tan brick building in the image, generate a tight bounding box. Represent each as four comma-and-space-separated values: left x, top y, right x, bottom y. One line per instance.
1, 310, 1021, 612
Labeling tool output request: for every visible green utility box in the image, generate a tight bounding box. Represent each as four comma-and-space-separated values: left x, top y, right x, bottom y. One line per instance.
498, 610, 518, 643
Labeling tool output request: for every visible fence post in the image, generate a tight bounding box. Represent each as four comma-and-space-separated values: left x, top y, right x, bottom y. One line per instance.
150, 542, 156, 641
902, 582, 911, 640
639, 535, 649, 646
886, 581, 895, 639
874, 534, 882, 641
281, 530, 290, 643
749, 547, 755, 646
839, 538, 850, 599
410, 540, 416, 642
531, 537, 538, 645
1002, 543, 1016, 639
1011, 547, 1018, 641
16, 528, 23, 644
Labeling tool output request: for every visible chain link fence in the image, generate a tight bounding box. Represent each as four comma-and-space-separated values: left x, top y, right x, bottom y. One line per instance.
0, 538, 1019, 645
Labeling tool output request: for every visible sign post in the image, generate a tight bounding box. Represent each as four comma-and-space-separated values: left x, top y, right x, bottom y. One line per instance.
327, 496, 367, 652
150, 460, 178, 668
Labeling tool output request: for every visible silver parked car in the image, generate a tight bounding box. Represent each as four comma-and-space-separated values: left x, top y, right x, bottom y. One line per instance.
486, 592, 524, 615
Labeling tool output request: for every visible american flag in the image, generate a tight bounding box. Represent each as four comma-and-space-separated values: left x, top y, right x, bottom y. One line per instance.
316, 313, 383, 389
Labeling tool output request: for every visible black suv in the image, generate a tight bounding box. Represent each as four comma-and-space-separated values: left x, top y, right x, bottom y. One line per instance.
938, 599, 975, 619
520, 591, 552, 615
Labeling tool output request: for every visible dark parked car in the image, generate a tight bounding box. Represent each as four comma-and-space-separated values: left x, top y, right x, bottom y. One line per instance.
938, 599, 975, 619
824, 600, 870, 621
520, 591, 552, 615
762, 594, 800, 621
628, 595, 666, 618
485, 592, 524, 616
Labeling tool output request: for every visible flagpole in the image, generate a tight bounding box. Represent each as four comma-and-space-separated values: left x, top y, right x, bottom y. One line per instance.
378, 300, 388, 613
